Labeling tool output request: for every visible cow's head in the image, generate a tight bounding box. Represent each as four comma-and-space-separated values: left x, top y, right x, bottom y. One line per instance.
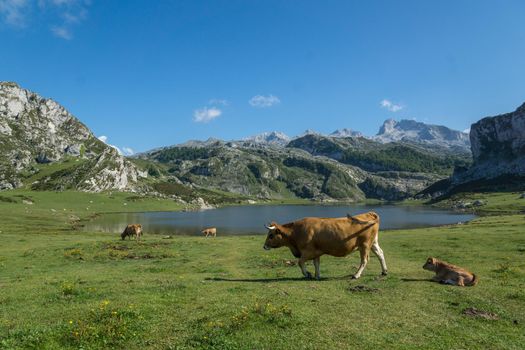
423, 257, 437, 271
263, 222, 288, 250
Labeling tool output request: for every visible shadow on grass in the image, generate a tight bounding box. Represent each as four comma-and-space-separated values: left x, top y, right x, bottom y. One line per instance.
401, 278, 434, 283
206, 274, 359, 283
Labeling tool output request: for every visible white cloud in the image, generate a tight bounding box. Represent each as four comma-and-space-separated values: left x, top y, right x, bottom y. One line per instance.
122, 147, 135, 156
380, 99, 403, 112
98, 135, 108, 143
463, 128, 470, 134
249, 94, 281, 108
0, 0, 89, 39
193, 107, 222, 123
0, 0, 29, 27
98, 135, 129, 155
51, 25, 72, 39
208, 98, 229, 106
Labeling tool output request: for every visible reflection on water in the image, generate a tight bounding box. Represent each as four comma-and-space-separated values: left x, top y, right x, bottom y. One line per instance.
83, 204, 476, 236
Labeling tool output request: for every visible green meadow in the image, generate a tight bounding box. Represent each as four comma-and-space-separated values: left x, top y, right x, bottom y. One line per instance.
0, 191, 524, 349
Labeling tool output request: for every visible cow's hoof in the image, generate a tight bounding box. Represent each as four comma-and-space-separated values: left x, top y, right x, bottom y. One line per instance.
304, 272, 313, 279
381, 271, 388, 276
351, 275, 360, 279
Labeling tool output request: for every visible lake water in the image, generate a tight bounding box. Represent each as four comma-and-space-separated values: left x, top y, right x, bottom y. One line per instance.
82, 204, 476, 236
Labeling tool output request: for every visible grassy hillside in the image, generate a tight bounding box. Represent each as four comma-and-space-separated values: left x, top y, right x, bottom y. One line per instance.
139, 144, 368, 201
0, 191, 524, 349
287, 135, 472, 175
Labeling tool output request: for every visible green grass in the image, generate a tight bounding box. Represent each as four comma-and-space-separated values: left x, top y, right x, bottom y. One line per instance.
432, 191, 525, 214
0, 190, 524, 349
20, 158, 89, 187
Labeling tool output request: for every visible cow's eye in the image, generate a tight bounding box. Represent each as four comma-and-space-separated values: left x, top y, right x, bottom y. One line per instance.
269, 233, 274, 239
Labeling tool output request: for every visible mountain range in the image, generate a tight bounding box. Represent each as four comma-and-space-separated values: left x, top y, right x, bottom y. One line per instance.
197, 120, 470, 153
3, 81, 521, 204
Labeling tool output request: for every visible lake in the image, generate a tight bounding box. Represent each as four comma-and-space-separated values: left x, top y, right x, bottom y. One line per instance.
82, 204, 476, 236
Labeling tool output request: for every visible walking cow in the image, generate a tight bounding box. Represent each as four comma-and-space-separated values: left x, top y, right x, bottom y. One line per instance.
263, 212, 387, 280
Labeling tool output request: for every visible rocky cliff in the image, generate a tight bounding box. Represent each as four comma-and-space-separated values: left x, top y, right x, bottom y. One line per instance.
452, 102, 525, 184
0, 82, 145, 192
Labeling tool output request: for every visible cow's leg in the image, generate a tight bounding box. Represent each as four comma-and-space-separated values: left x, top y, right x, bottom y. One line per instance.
352, 245, 369, 279
298, 258, 312, 279
313, 257, 321, 280
371, 238, 388, 275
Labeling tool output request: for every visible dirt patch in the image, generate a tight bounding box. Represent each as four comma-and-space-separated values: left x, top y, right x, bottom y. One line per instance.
103, 244, 130, 251
462, 307, 499, 320
347, 285, 380, 293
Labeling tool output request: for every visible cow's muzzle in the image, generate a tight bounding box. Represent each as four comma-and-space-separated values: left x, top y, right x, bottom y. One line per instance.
263, 245, 271, 250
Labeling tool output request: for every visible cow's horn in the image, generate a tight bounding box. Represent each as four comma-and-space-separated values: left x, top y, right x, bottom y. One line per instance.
264, 223, 276, 230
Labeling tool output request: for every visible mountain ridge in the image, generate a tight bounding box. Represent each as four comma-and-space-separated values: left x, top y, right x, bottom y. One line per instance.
0, 81, 485, 203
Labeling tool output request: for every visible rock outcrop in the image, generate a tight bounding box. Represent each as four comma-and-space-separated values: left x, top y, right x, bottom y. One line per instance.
452, 102, 525, 184
0, 82, 145, 192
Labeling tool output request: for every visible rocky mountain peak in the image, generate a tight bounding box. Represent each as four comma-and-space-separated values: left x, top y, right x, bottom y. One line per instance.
374, 118, 470, 151
243, 131, 290, 145
377, 119, 397, 135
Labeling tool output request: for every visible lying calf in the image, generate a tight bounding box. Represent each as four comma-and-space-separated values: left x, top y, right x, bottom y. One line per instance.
423, 257, 478, 286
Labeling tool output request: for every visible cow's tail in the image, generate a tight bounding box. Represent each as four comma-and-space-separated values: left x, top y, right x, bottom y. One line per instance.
467, 274, 479, 286
347, 211, 380, 226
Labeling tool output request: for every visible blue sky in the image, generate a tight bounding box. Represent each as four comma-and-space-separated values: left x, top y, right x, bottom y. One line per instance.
1, 0, 525, 154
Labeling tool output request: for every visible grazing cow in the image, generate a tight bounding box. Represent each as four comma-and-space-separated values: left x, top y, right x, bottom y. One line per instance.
263, 212, 387, 280
121, 224, 142, 241
201, 227, 217, 238
423, 257, 478, 286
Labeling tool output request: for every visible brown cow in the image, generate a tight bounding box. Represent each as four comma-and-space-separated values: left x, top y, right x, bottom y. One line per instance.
201, 227, 217, 238
263, 212, 387, 280
121, 224, 142, 241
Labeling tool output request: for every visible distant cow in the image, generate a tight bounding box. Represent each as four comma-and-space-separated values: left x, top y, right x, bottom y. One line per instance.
201, 227, 217, 238
121, 224, 142, 241
263, 212, 387, 280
